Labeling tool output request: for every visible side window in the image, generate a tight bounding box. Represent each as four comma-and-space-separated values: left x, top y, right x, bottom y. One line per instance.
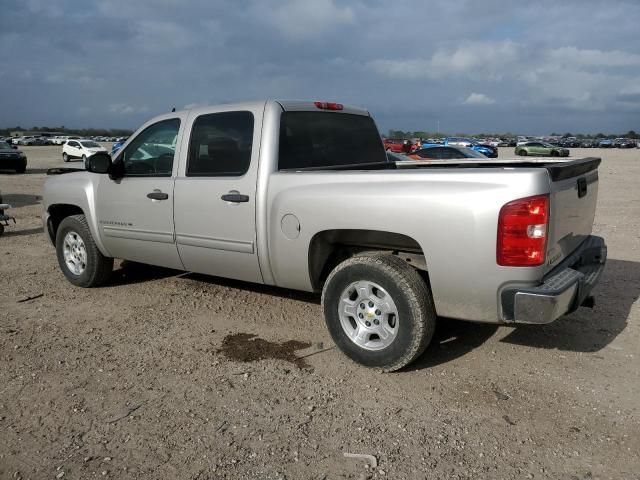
120, 118, 180, 177
422, 147, 446, 159
187, 111, 254, 177
417, 148, 436, 159
441, 148, 459, 159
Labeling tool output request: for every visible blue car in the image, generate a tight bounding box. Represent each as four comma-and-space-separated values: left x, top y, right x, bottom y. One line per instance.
468, 144, 498, 158
441, 138, 498, 158
111, 141, 125, 156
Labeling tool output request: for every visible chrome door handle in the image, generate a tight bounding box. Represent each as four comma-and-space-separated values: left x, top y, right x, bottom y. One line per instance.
147, 191, 169, 200
221, 193, 249, 203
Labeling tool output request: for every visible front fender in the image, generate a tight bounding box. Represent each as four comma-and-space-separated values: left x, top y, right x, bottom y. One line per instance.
43, 172, 111, 257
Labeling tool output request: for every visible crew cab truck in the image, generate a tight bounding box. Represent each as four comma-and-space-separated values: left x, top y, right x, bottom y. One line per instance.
43, 100, 607, 371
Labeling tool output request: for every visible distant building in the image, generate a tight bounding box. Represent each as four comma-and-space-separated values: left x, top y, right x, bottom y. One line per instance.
9, 130, 64, 137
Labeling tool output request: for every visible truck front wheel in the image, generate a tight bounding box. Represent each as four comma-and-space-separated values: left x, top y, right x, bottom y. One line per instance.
322, 254, 436, 371
55, 214, 113, 287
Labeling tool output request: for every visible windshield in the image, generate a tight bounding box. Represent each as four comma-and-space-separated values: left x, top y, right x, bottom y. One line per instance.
81, 141, 101, 148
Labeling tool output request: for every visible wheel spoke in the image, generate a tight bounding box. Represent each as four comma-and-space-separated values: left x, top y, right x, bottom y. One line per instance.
378, 300, 394, 315
352, 325, 369, 344
357, 285, 372, 302
376, 326, 390, 340
342, 302, 357, 317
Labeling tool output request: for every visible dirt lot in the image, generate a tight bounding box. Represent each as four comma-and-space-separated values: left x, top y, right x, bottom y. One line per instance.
1, 146, 639, 480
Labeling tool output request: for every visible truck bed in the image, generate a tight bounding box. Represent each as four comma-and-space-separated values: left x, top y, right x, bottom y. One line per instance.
394, 156, 601, 181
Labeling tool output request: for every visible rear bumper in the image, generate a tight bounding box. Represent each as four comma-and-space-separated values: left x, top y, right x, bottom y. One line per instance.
0, 158, 26, 170
501, 236, 607, 324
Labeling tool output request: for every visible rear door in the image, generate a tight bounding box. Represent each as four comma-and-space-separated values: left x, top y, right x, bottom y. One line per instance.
173, 105, 264, 283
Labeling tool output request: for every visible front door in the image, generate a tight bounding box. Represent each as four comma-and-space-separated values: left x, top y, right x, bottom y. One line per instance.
67, 141, 82, 159
95, 116, 185, 270
173, 107, 263, 283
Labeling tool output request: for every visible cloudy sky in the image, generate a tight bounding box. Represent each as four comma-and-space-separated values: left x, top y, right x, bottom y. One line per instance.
1, 0, 639, 134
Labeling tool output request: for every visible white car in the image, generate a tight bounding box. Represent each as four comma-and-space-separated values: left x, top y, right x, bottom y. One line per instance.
62, 140, 108, 163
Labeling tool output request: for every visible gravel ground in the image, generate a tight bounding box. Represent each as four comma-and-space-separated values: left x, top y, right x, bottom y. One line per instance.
0, 146, 639, 480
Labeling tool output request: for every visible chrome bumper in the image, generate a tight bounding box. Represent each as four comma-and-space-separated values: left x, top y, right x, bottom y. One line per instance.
501, 236, 607, 324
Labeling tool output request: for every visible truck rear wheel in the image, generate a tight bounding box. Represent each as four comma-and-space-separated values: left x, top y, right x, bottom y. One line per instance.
55, 214, 113, 287
322, 254, 436, 371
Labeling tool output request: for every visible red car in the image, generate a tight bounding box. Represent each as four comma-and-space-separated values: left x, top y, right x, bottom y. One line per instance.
383, 138, 415, 153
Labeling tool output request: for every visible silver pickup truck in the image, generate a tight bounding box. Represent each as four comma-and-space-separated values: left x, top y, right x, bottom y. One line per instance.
43, 100, 607, 371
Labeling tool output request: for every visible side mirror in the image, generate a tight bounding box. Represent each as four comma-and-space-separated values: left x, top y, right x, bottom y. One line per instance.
108, 158, 125, 180
86, 152, 112, 174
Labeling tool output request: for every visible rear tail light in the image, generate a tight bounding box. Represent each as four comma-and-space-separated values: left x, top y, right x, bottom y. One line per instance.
497, 194, 549, 266
314, 101, 343, 111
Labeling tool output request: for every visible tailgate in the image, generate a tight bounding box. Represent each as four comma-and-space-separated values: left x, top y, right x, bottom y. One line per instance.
545, 158, 600, 273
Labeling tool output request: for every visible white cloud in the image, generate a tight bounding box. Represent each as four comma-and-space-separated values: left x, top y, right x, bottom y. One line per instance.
135, 20, 195, 52
45, 67, 106, 87
548, 46, 640, 68
368, 41, 519, 80
464, 93, 495, 105
108, 104, 149, 115
257, 0, 354, 38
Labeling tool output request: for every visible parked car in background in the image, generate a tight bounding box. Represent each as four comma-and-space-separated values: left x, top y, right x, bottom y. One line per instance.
442, 138, 497, 158
580, 138, 598, 148
407, 145, 488, 160
469, 143, 497, 158
560, 137, 581, 148
0, 141, 27, 173
516, 136, 534, 146
383, 138, 415, 153
111, 140, 126, 156
515, 142, 569, 157
16, 136, 35, 145
62, 140, 108, 163
614, 138, 636, 148
443, 137, 474, 148
598, 139, 613, 148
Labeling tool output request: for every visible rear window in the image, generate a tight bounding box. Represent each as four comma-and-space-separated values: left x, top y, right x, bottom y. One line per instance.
278, 112, 386, 170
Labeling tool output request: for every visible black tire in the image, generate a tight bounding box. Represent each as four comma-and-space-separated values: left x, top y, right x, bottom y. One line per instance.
55, 214, 113, 287
550, 150, 559, 157
322, 254, 436, 372
0, 223, 4, 236
16, 165, 26, 174
517, 149, 527, 156
63, 152, 69, 162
